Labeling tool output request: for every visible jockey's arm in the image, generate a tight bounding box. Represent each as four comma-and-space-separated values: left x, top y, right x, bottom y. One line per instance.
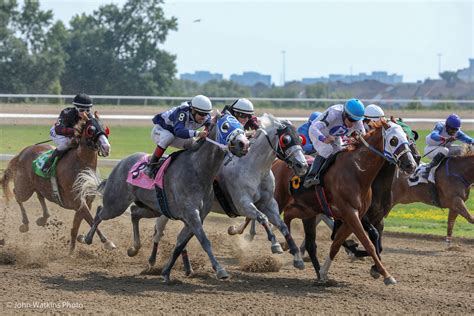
429, 123, 445, 142
54, 110, 76, 136
456, 130, 473, 144
173, 119, 197, 139
309, 119, 328, 144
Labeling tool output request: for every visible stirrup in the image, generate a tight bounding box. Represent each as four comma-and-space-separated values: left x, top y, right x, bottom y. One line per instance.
143, 164, 157, 179
303, 176, 320, 188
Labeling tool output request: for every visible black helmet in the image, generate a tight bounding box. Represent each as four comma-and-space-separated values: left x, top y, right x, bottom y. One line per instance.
72, 93, 93, 108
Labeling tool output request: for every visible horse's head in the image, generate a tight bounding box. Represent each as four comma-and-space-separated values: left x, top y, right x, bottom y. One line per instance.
379, 119, 417, 174
260, 114, 309, 176
212, 112, 249, 157
391, 116, 421, 165
75, 111, 111, 157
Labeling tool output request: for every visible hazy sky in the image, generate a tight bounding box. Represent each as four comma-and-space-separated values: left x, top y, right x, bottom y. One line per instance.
40, 0, 473, 84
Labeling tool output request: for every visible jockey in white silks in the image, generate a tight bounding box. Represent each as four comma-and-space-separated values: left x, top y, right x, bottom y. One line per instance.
422, 113, 473, 178
303, 99, 366, 188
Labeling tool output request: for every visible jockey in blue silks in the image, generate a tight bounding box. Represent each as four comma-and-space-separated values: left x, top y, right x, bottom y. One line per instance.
422, 113, 473, 177
303, 99, 366, 187
143, 95, 213, 178
297, 111, 321, 154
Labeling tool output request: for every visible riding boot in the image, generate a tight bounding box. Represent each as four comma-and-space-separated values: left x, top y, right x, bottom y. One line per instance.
303, 155, 327, 188
41, 149, 66, 173
143, 146, 165, 179
422, 152, 446, 179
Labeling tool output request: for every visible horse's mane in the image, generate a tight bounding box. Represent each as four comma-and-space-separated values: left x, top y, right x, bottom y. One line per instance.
345, 121, 383, 152
456, 144, 474, 157
73, 114, 88, 139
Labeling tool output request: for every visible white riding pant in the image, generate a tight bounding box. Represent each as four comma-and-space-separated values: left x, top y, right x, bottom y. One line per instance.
423, 144, 463, 160
151, 125, 194, 150
49, 127, 74, 151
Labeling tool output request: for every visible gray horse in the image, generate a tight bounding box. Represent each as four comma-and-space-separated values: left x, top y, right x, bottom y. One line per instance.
146, 114, 309, 273
76, 113, 249, 282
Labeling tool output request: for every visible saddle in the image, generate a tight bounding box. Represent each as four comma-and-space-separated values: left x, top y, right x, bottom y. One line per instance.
33, 150, 58, 178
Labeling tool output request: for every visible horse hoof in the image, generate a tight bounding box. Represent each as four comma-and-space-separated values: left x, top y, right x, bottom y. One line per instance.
216, 267, 230, 280
244, 234, 254, 242
271, 243, 284, 254
127, 247, 139, 257
280, 241, 289, 251
370, 265, 381, 279
161, 274, 171, 284
36, 217, 48, 227
77, 234, 86, 244
384, 276, 397, 286
103, 240, 116, 251
227, 225, 238, 235
148, 257, 157, 267
293, 259, 305, 270
185, 268, 194, 277
19, 224, 29, 233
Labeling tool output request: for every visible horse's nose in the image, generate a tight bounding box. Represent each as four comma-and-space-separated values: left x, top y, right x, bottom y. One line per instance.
237, 140, 249, 155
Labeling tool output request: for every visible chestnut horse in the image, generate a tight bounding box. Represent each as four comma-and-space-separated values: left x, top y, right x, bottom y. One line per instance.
0, 111, 115, 253
273, 120, 417, 285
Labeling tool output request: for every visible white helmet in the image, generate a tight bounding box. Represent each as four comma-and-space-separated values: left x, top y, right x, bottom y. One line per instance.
364, 104, 385, 121
191, 95, 212, 113
231, 98, 254, 115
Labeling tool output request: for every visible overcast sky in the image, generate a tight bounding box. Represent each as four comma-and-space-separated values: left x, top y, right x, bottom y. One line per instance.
40, 0, 473, 84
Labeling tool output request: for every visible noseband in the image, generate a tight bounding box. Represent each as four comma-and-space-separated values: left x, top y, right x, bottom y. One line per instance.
260, 123, 301, 167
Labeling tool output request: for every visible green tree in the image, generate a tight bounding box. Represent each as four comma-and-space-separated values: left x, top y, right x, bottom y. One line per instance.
61, 0, 177, 96
439, 71, 459, 87
0, 0, 66, 93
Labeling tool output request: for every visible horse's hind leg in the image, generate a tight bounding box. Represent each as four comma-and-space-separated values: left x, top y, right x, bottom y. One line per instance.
17, 202, 30, 233
77, 206, 116, 250
128, 205, 156, 257
161, 225, 195, 283
149, 216, 169, 266
302, 217, 321, 280
228, 217, 251, 236
35, 193, 50, 227
69, 211, 83, 254
446, 197, 474, 245
320, 223, 351, 282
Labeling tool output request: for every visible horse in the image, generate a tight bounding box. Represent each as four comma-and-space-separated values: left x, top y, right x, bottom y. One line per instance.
75, 112, 249, 282
386, 144, 473, 244
146, 114, 310, 273
0, 111, 114, 253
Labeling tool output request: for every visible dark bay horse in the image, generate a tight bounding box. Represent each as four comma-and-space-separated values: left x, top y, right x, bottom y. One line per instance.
0, 111, 114, 253
388, 145, 473, 244
274, 120, 417, 285
76, 113, 249, 282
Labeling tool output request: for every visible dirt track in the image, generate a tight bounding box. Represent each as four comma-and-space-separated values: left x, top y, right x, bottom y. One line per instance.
0, 197, 473, 314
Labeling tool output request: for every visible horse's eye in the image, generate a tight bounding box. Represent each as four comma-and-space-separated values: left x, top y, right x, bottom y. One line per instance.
280, 135, 292, 147
86, 125, 96, 137
221, 122, 230, 133
389, 136, 398, 147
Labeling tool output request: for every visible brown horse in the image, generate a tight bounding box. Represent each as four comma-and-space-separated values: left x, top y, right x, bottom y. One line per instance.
273, 120, 417, 285
390, 145, 473, 243
0, 111, 115, 253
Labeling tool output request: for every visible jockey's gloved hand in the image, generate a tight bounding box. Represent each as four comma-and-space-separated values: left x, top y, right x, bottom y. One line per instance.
197, 130, 208, 139
324, 135, 336, 144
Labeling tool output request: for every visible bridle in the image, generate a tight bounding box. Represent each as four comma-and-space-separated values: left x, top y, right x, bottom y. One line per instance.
260, 122, 302, 168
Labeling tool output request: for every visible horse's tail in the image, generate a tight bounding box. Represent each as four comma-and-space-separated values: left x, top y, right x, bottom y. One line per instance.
0, 155, 20, 203
73, 168, 107, 209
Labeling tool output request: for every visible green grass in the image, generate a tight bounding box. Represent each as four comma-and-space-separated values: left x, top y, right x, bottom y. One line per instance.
1, 125, 472, 238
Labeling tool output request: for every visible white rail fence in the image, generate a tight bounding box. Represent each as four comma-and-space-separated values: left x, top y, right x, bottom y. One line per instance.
1, 94, 474, 107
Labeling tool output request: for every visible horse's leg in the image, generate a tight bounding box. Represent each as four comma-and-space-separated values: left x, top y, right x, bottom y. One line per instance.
79, 206, 103, 245
320, 223, 352, 282
228, 217, 251, 235
69, 211, 83, 254
262, 200, 304, 270
161, 225, 195, 283
446, 209, 458, 246
148, 216, 169, 266
280, 206, 299, 251
17, 201, 30, 233
35, 193, 50, 227
76, 205, 116, 250
128, 205, 157, 257
447, 197, 474, 245
343, 210, 396, 285
248, 219, 257, 241
302, 217, 321, 280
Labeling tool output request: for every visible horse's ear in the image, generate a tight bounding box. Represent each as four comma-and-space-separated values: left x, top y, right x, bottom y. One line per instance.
390, 115, 396, 123
94, 111, 99, 119
380, 118, 390, 129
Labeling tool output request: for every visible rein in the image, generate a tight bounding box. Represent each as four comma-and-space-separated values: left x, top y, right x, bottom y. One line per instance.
357, 128, 410, 166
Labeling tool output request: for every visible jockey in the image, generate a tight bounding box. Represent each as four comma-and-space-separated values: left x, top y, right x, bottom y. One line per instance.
363, 104, 385, 131
143, 95, 213, 178
422, 113, 473, 177
297, 111, 321, 154
303, 99, 365, 187
223, 98, 259, 134
42, 93, 93, 173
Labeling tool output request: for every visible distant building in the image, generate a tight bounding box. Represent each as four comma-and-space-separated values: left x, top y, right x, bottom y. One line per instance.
457, 58, 474, 83
180, 71, 223, 84
230, 71, 271, 87
302, 71, 402, 85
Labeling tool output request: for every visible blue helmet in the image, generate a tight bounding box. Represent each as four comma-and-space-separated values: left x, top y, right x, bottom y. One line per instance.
344, 99, 365, 121
446, 114, 461, 129
309, 111, 321, 123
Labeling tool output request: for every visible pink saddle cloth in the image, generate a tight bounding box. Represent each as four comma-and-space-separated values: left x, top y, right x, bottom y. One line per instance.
126, 155, 172, 190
